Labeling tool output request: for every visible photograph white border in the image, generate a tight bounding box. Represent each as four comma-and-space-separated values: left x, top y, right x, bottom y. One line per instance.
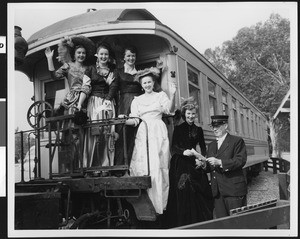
7, 2, 298, 237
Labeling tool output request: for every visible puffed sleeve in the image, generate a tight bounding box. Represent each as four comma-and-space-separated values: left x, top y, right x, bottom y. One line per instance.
81, 65, 95, 97
129, 97, 140, 126
159, 91, 172, 114
51, 62, 69, 80
81, 74, 91, 96
84, 65, 95, 79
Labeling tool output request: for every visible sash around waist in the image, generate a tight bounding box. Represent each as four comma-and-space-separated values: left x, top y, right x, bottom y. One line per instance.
90, 91, 108, 98
140, 115, 163, 122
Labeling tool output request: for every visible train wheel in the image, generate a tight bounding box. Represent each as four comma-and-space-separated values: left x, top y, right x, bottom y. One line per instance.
27, 101, 53, 130
114, 200, 140, 229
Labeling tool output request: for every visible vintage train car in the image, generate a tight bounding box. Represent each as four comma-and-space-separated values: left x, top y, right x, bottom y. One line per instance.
15, 8, 270, 229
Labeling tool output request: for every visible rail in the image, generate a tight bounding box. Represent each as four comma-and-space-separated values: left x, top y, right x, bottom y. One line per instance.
45, 115, 150, 179
15, 129, 44, 182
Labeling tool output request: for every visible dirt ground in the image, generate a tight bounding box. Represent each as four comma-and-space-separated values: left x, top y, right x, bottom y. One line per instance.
247, 169, 280, 205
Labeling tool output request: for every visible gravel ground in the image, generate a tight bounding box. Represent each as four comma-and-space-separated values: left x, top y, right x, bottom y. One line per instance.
247, 169, 280, 205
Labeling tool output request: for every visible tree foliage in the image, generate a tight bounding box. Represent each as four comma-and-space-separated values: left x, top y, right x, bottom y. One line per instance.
204, 13, 290, 116
204, 13, 290, 156
15, 128, 35, 163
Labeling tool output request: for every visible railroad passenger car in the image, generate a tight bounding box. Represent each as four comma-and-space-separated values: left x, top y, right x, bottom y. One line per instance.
14, 8, 270, 229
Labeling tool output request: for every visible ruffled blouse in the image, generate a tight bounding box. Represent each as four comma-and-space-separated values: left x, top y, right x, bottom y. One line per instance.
84, 64, 118, 100
130, 91, 171, 123
53, 62, 90, 95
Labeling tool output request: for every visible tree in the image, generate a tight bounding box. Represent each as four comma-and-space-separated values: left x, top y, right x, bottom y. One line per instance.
204, 13, 290, 157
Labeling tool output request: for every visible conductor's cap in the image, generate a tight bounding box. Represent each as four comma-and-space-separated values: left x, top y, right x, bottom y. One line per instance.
210, 115, 228, 127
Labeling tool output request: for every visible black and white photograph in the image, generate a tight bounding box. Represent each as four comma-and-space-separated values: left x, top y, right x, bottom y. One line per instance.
4, 2, 298, 238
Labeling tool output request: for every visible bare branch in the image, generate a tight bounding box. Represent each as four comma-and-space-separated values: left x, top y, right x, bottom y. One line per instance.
272, 53, 285, 84
253, 56, 285, 85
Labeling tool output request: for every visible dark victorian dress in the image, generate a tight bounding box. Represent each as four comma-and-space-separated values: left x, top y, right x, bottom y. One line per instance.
83, 64, 118, 167
165, 121, 214, 228
114, 67, 143, 166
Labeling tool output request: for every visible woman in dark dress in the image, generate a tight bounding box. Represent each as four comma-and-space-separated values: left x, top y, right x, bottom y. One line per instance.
165, 97, 214, 228
83, 42, 118, 168
114, 46, 143, 166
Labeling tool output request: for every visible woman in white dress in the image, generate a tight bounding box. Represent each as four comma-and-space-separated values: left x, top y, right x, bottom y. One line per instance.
125, 67, 176, 215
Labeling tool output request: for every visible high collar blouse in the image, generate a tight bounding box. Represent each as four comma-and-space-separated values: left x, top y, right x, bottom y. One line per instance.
171, 121, 207, 157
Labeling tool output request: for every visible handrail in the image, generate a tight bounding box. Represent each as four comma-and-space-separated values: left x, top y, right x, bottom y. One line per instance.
15, 129, 44, 182
45, 116, 150, 178
27, 131, 36, 181
265, 157, 290, 174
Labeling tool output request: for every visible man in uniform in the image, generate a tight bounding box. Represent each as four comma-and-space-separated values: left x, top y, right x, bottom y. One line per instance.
206, 115, 247, 218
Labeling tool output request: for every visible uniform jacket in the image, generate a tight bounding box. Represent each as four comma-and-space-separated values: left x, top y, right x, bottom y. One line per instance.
207, 133, 247, 197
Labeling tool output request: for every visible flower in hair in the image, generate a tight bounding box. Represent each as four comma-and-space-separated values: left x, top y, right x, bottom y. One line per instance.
60, 36, 74, 48
57, 36, 73, 63
180, 96, 198, 109
134, 67, 160, 82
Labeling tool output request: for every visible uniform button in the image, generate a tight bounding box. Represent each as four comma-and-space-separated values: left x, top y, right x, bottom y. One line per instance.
213, 177, 216, 179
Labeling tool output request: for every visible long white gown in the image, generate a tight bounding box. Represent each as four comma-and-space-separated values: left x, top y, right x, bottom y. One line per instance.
129, 91, 171, 214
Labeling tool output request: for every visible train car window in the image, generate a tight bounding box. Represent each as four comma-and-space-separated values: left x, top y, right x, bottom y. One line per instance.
188, 84, 201, 124
44, 80, 65, 130
188, 68, 199, 85
240, 104, 245, 136
44, 80, 65, 113
254, 114, 257, 139
208, 79, 217, 116
221, 90, 229, 115
207, 80, 216, 96
255, 115, 259, 139
253, 114, 257, 138
246, 109, 250, 137
252, 113, 256, 139
232, 97, 239, 134
187, 67, 202, 124
258, 117, 262, 139
250, 111, 254, 138
259, 117, 264, 140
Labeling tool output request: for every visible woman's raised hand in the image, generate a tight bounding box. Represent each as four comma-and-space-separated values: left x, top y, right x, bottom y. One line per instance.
45, 47, 54, 58
169, 81, 177, 95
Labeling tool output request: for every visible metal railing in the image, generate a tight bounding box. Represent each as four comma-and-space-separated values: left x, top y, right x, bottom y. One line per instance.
263, 157, 290, 174
45, 115, 150, 179
15, 129, 42, 182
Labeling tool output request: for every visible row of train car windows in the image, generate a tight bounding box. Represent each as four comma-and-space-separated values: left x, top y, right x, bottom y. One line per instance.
43, 62, 266, 141
187, 66, 267, 141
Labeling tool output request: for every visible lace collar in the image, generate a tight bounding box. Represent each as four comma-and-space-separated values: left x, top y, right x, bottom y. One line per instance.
96, 62, 110, 76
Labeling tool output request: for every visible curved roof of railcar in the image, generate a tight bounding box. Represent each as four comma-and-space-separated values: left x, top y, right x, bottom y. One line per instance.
18, 8, 267, 119
27, 8, 160, 46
